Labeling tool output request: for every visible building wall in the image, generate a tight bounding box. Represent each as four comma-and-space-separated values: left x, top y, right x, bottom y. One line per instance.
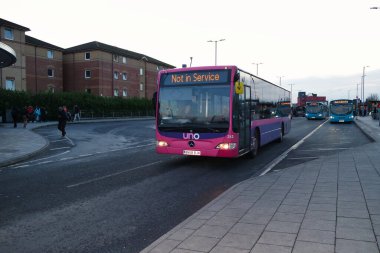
1, 19, 171, 98
63, 51, 162, 99
0, 27, 27, 91
25, 45, 63, 93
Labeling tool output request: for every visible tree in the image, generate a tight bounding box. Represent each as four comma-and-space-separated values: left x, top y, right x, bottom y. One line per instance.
366, 93, 379, 102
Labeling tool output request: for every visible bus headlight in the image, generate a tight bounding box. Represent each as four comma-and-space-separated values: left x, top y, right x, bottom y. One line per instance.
216, 143, 237, 150
305, 113, 309, 117
349, 115, 354, 119
157, 141, 168, 147
318, 114, 322, 117
330, 116, 334, 119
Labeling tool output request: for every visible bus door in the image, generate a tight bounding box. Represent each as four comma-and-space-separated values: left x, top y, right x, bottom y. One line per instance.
238, 85, 252, 152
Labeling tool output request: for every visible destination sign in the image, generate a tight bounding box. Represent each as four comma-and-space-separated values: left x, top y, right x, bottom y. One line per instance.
332, 100, 351, 104
279, 101, 291, 106
160, 70, 230, 86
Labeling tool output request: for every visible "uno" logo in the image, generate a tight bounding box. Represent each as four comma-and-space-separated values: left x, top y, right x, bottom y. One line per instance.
183, 133, 200, 140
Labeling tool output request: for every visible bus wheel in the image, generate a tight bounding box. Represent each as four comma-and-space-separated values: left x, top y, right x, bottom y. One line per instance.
277, 126, 284, 143
247, 130, 259, 159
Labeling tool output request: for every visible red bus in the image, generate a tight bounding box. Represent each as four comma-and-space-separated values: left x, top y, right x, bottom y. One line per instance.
155, 66, 291, 158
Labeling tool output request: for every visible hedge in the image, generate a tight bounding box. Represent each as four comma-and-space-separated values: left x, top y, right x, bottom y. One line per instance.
0, 89, 154, 120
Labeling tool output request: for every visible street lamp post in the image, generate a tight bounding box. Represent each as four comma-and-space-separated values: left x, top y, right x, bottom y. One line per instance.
207, 39, 225, 65
287, 84, 295, 104
252, 62, 263, 76
362, 66, 369, 102
277, 76, 284, 86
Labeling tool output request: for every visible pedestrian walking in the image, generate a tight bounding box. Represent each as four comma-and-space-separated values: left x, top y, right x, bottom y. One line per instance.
58, 106, 69, 137
73, 105, 80, 121
34, 105, 41, 122
22, 106, 28, 128
11, 106, 19, 128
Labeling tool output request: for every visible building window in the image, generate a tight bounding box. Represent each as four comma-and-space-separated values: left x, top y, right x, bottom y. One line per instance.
47, 50, 54, 59
140, 68, 144, 76
85, 52, 91, 60
5, 78, 15, 90
114, 89, 119, 96
114, 71, 119, 79
140, 83, 144, 91
122, 89, 127, 97
85, 88, 91, 94
113, 55, 118, 62
48, 68, 54, 77
122, 57, 127, 64
85, 70, 91, 78
122, 73, 127, 80
4, 28, 14, 40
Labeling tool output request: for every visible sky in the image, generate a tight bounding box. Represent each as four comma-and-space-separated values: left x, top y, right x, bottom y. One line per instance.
2, 0, 380, 103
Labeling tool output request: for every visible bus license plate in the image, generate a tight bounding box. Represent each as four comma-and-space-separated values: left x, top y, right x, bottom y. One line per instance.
339, 120, 344, 122
183, 150, 201, 156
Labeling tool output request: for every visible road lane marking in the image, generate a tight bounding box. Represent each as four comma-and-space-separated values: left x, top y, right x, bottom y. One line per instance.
259, 120, 328, 176
50, 147, 71, 150
8, 151, 70, 167
297, 148, 349, 152
66, 160, 163, 188
287, 157, 318, 160
65, 136, 75, 146
36, 161, 52, 165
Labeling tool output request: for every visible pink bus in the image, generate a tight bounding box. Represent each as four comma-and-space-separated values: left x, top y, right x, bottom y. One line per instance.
155, 66, 291, 158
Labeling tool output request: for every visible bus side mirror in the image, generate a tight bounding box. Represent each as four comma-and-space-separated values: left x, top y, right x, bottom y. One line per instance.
234, 73, 240, 82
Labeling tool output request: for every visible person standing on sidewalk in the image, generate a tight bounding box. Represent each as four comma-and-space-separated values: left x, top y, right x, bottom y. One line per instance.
58, 106, 68, 137
11, 106, 19, 128
73, 105, 80, 121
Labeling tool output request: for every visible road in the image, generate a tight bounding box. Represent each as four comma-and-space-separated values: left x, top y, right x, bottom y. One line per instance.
0, 118, 372, 253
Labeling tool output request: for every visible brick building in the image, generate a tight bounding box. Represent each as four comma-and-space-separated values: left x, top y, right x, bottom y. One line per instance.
63, 41, 174, 99
25, 35, 64, 93
0, 18, 174, 98
0, 19, 30, 91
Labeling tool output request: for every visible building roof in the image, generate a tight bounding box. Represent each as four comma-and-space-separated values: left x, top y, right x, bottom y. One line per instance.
0, 41, 17, 68
0, 18, 30, 31
25, 35, 64, 51
64, 41, 175, 68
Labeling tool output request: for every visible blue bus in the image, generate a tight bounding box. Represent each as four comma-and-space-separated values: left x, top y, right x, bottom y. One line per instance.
329, 99, 354, 123
305, 101, 328, 120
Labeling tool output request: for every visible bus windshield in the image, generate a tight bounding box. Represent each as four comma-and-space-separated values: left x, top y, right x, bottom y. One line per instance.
306, 105, 321, 113
330, 104, 353, 115
158, 84, 230, 132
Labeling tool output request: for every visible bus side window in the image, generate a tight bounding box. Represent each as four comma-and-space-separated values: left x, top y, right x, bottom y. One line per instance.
251, 102, 260, 120
260, 105, 271, 119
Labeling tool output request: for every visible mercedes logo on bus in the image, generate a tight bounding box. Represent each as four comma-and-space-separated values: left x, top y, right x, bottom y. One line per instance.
188, 141, 195, 147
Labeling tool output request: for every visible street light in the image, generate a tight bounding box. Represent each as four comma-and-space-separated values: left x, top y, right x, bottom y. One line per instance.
362, 65, 369, 102
277, 76, 284, 86
252, 62, 263, 76
287, 84, 295, 104
207, 39, 225, 65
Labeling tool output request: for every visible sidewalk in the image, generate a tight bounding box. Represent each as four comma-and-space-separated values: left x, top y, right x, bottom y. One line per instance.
142, 117, 380, 253
1, 117, 379, 252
